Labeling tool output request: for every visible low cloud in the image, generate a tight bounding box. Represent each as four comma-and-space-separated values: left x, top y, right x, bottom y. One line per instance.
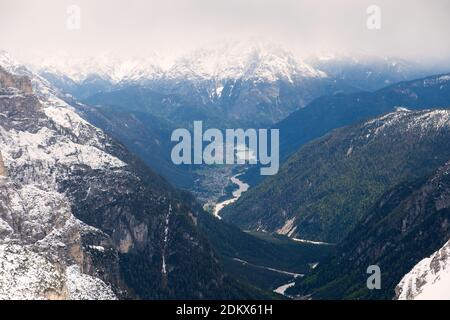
1, 0, 449, 64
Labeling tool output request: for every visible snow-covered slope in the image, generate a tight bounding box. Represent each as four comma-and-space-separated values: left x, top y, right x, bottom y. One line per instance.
396, 238, 450, 300
158, 41, 340, 125
30, 41, 325, 85
31, 52, 163, 84
29, 42, 354, 126
362, 108, 450, 136
29, 45, 425, 88
166, 40, 326, 82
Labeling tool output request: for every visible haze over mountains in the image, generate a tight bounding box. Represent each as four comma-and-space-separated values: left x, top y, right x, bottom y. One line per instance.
1, 35, 450, 300
222, 106, 450, 241
20, 41, 439, 197
0, 49, 334, 299
30, 41, 433, 103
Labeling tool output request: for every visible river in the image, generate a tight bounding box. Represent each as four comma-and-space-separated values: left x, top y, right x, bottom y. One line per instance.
273, 281, 296, 296
213, 173, 249, 219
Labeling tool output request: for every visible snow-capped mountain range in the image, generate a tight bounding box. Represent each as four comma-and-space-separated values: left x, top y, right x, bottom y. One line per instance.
27, 41, 326, 85
22, 42, 344, 126
166, 41, 326, 82
20, 41, 434, 129
29, 52, 164, 84
24, 41, 430, 92
306, 51, 428, 91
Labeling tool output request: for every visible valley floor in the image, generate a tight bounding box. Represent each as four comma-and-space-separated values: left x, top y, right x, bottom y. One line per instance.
213, 173, 249, 219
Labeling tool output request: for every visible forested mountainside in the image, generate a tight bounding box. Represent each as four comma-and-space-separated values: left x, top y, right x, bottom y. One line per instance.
74, 99, 196, 189
222, 108, 450, 243
277, 73, 450, 161
288, 160, 450, 299
199, 212, 334, 292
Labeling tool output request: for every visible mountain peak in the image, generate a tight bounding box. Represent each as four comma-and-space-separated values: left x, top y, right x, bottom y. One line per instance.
29, 41, 329, 85
167, 40, 327, 82
30, 52, 164, 84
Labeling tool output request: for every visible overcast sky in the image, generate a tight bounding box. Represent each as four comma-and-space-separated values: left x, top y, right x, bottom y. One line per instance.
1, 0, 450, 65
